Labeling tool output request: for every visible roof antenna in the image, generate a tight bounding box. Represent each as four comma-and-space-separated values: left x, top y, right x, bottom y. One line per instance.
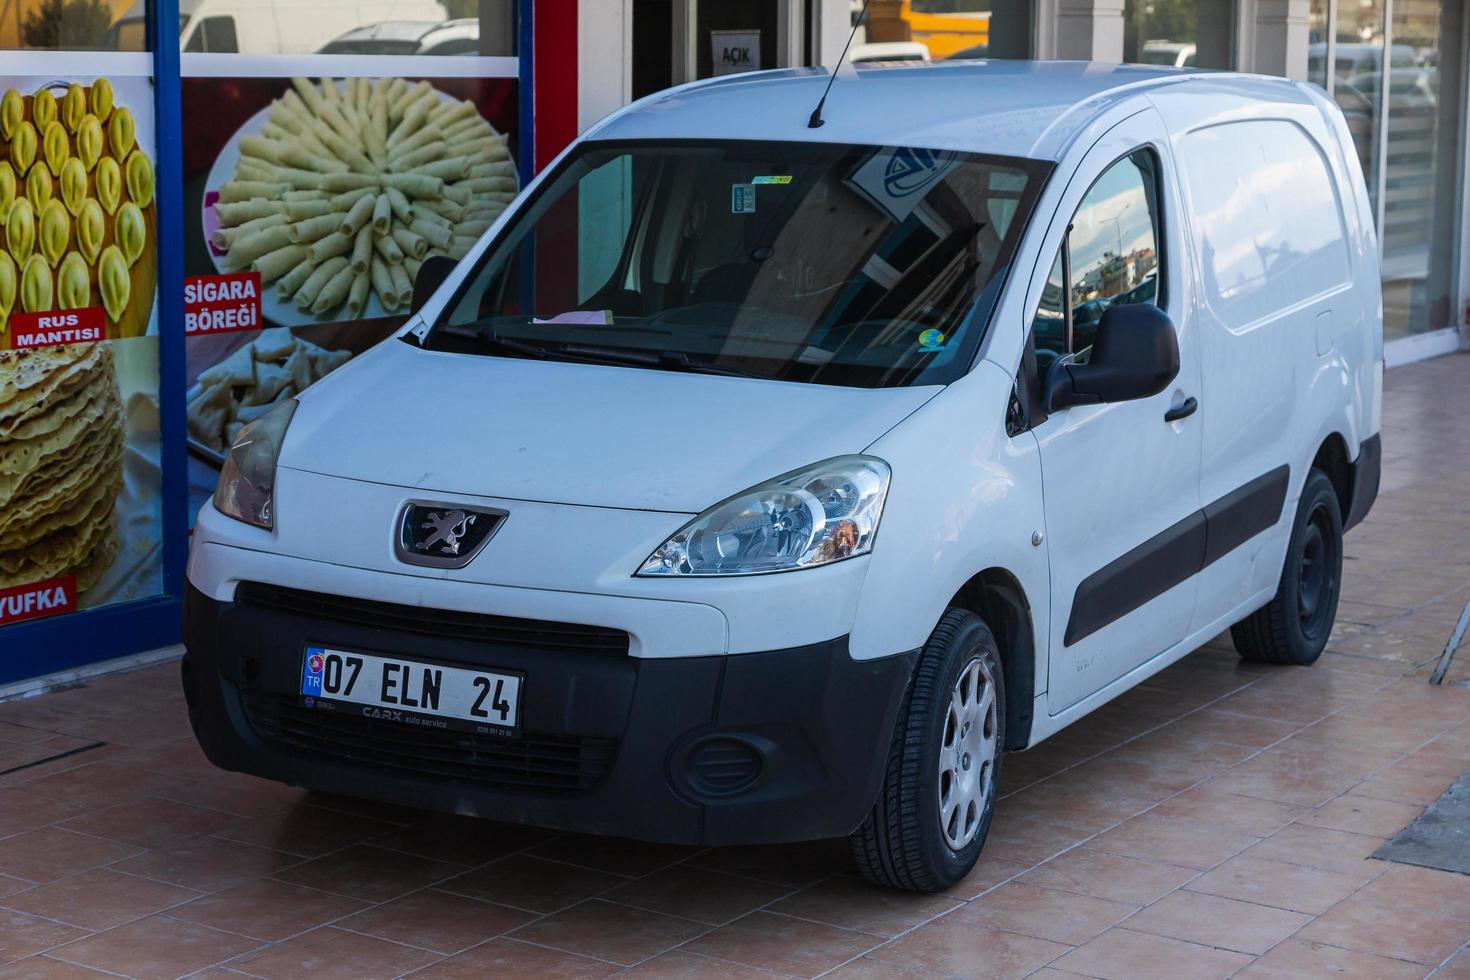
808, 0, 869, 128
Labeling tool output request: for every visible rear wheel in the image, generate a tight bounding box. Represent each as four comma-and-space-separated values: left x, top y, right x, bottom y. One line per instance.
1232, 468, 1343, 665
850, 609, 1005, 892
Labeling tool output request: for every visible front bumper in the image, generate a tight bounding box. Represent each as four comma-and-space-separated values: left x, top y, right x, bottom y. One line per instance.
182, 583, 917, 846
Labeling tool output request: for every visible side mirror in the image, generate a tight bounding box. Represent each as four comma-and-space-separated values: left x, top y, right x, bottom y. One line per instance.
1046, 303, 1180, 412
409, 255, 459, 316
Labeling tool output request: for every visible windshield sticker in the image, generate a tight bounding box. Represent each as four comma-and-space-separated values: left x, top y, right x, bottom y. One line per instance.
534, 310, 614, 326
731, 184, 756, 214
917, 329, 947, 353
751, 175, 792, 185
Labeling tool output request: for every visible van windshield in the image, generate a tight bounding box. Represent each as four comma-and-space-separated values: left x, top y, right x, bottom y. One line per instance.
425, 140, 1049, 388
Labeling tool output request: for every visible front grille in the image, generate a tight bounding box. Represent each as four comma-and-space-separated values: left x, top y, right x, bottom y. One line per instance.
236, 583, 629, 654
241, 690, 618, 793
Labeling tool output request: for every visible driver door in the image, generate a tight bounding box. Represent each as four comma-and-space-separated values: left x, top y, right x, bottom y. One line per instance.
1030, 111, 1204, 713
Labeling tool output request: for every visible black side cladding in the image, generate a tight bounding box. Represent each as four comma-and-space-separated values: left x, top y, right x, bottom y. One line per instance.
1065, 465, 1291, 646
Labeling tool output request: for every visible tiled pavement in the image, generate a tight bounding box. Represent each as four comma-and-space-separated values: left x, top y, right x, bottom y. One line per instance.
3, 356, 1470, 979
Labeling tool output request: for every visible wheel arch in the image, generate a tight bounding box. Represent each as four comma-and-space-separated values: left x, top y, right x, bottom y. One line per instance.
1311, 431, 1353, 520
948, 568, 1037, 751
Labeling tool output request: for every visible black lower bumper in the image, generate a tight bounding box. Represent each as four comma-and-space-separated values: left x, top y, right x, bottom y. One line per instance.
181, 583, 916, 846
1344, 432, 1381, 532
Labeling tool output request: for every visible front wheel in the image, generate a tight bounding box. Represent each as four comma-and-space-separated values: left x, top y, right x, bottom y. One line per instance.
850, 609, 1005, 892
1231, 468, 1343, 665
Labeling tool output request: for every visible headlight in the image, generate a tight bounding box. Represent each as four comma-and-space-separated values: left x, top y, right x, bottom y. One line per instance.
638, 455, 890, 576
213, 399, 296, 530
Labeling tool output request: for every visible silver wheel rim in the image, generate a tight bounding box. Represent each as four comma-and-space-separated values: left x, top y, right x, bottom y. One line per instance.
938, 656, 998, 851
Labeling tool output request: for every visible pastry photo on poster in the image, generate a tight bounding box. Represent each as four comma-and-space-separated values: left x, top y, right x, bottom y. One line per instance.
0, 73, 163, 628
182, 73, 517, 517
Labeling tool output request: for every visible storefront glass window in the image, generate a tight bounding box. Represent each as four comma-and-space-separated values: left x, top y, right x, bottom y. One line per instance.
0, 0, 150, 49
1123, 0, 1235, 70
1381, 0, 1463, 338
1, 63, 166, 629
1307, 0, 1329, 89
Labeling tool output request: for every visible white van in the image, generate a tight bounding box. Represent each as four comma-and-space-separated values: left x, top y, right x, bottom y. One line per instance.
183, 62, 1383, 892
106, 0, 450, 53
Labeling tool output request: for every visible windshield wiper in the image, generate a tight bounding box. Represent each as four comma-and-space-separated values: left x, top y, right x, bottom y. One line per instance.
438, 323, 760, 379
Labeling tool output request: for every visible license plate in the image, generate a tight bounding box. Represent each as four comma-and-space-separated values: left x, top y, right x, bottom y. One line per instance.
300, 646, 522, 737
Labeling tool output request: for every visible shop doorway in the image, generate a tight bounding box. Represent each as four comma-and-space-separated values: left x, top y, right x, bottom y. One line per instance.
633, 0, 808, 98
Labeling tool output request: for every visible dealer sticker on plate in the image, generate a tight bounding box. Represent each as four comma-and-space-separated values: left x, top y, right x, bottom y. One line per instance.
301, 646, 522, 737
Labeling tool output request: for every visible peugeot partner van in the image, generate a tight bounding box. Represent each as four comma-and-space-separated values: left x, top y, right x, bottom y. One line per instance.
183, 61, 1383, 892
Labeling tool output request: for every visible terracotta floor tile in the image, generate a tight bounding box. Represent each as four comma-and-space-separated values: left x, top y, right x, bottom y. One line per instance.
680, 910, 879, 977
46, 914, 260, 979
369, 814, 553, 866
228, 925, 440, 979
156, 772, 307, 819
109, 737, 221, 783
995, 781, 1153, 835
169, 877, 368, 941
1018, 848, 1196, 905
109, 836, 299, 893
1297, 792, 1426, 838
0, 722, 57, 746
684, 840, 854, 889
14, 763, 187, 808
0, 791, 86, 839
0, 911, 89, 967
1255, 738, 1404, 780
1438, 947, 1470, 978
511, 899, 709, 966
1109, 732, 1256, 773
936, 851, 1031, 902
1160, 707, 1302, 749
980, 819, 1093, 867
619, 949, 782, 977
1297, 898, 1470, 965
526, 834, 700, 878
0, 877, 31, 901
57, 796, 236, 849
1149, 787, 1307, 836
1185, 855, 1373, 914
867, 917, 1069, 980
1235, 938, 1430, 979
767, 875, 960, 938
1088, 813, 1258, 870
439, 854, 624, 915
1, 868, 198, 931
1241, 823, 1387, 876
1204, 756, 1363, 808
212, 803, 398, 858
301, 793, 423, 825
825, 956, 960, 979
1122, 889, 1311, 954
270, 843, 463, 903
1049, 927, 1253, 980
960, 881, 1134, 945
0, 956, 118, 978
603, 866, 791, 926
0, 828, 140, 884
408, 937, 617, 979
1355, 766, 1459, 806
1352, 863, 1470, 921
336, 888, 533, 954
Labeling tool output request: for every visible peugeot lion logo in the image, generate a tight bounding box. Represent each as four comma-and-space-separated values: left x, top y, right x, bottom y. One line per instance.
396, 502, 506, 569
419, 510, 476, 555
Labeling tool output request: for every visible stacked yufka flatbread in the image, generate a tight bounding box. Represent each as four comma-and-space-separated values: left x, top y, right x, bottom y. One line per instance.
187, 327, 350, 454
0, 343, 122, 592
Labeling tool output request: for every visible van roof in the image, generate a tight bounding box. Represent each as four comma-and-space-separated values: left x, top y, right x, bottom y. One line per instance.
593, 60, 1311, 162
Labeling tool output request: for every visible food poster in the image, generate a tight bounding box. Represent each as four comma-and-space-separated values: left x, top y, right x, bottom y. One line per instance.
0, 73, 163, 627
181, 74, 518, 518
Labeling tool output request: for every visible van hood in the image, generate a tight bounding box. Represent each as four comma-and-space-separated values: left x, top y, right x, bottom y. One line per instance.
280, 339, 940, 513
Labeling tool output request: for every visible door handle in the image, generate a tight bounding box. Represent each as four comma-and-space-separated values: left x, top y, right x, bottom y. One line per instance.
1164, 396, 1198, 423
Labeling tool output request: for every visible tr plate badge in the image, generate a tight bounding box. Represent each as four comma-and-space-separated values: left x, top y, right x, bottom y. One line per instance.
395, 501, 507, 569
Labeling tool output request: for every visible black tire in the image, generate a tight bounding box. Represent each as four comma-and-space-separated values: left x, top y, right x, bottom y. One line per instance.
1232, 468, 1344, 666
850, 608, 1005, 892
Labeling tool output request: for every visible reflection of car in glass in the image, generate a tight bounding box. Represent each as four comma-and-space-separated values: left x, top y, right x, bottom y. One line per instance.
102, 0, 450, 53
184, 62, 1383, 895
318, 18, 479, 55
1139, 40, 1196, 67
851, 41, 931, 64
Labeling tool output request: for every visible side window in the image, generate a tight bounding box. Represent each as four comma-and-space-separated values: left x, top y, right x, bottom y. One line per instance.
1029, 149, 1163, 374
